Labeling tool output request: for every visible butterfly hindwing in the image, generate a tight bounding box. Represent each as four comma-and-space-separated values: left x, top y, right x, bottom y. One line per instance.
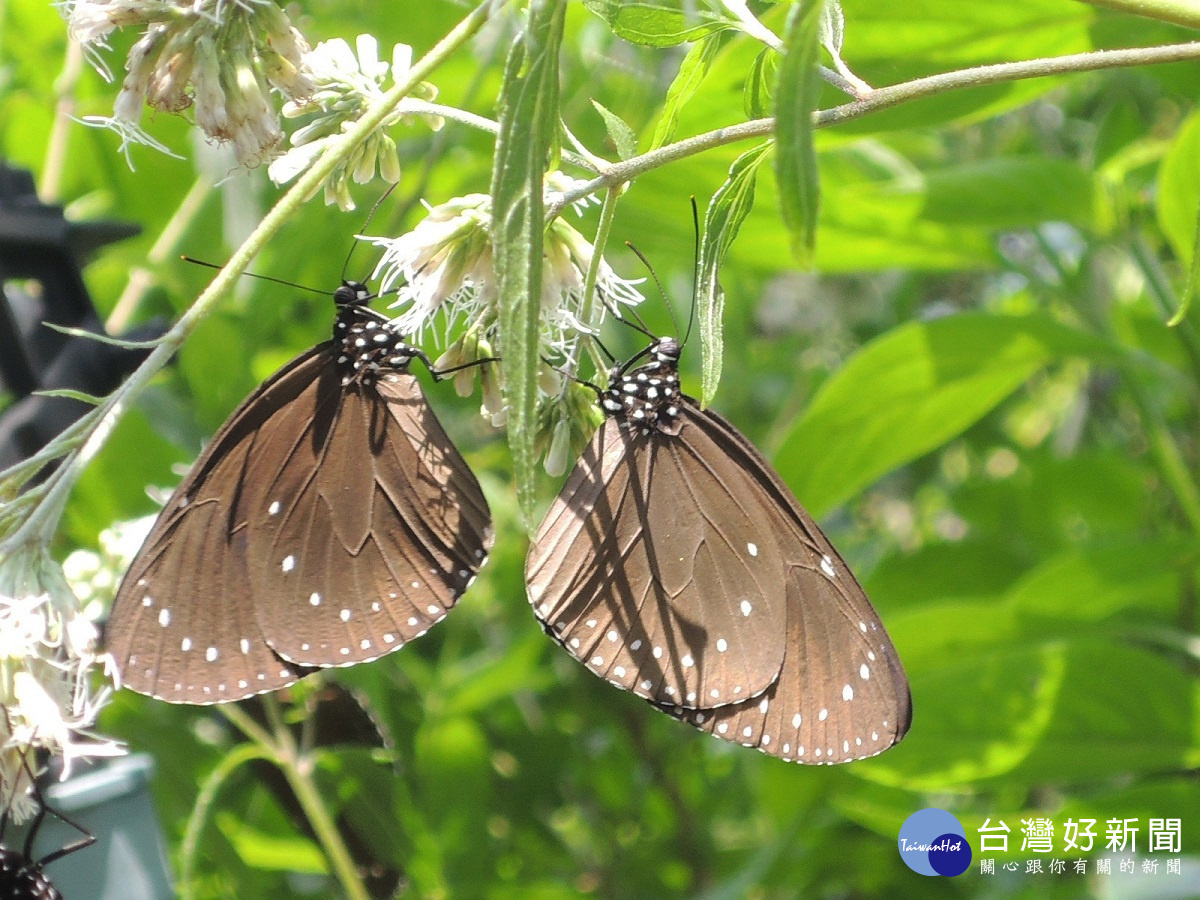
107, 349, 327, 703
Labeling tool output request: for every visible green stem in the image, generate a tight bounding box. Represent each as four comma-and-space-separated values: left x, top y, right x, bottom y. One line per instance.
221, 698, 370, 900
548, 41, 1200, 217
107, 173, 215, 334
1131, 235, 1200, 387
1126, 363, 1200, 534
265, 696, 369, 900
179, 742, 272, 900
0, 0, 498, 554
579, 186, 623, 375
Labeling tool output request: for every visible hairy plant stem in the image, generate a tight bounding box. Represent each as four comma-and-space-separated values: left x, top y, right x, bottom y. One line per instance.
547, 41, 1200, 217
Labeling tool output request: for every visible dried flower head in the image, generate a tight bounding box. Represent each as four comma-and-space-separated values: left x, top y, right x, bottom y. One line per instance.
66, 0, 313, 166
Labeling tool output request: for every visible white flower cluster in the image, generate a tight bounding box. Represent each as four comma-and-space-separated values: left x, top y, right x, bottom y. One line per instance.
0, 546, 123, 820
269, 35, 442, 209
364, 183, 643, 462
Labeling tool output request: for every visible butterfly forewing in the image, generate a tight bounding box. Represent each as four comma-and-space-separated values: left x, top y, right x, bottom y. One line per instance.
107, 350, 328, 703
107, 294, 492, 704
528, 405, 792, 711
528, 338, 910, 764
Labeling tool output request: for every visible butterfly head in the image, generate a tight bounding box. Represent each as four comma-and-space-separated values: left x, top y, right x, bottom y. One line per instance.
601, 337, 684, 434
334, 281, 372, 308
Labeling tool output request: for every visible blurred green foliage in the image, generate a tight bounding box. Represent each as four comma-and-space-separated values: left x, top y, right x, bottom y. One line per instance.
3, 0, 1200, 896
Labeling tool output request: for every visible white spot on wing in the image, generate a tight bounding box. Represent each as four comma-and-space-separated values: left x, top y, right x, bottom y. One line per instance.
716, 638, 727, 652
205, 647, 218, 662
181, 637, 192, 652
747, 542, 758, 557
310, 592, 321, 606
842, 684, 854, 701
282, 555, 295, 573
158, 609, 170, 627
268, 501, 280, 516
860, 663, 870, 680
819, 708, 829, 721
740, 600, 752, 617
820, 555, 836, 577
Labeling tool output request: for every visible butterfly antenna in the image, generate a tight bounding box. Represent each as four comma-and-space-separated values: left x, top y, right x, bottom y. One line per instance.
180, 257, 328, 298
344, 182, 399, 283
684, 196, 700, 347
624, 241, 680, 339
591, 333, 617, 363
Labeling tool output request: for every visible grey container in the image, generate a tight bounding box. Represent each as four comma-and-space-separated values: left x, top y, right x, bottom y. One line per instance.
10, 753, 174, 900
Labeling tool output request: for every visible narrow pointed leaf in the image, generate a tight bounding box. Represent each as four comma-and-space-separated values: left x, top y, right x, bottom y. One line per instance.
696, 142, 771, 406
775, 0, 824, 260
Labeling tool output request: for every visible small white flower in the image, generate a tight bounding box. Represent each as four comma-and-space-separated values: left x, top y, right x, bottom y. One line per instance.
0, 545, 124, 802
366, 183, 644, 466
270, 35, 440, 207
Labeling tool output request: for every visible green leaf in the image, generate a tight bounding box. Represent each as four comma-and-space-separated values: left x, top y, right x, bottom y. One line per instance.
32, 387, 105, 405
581, 0, 729, 47
215, 811, 328, 875
591, 99, 637, 161
743, 47, 777, 120
696, 142, 771, 406
774, 0, 823, 259
1006, 541, 1186, 626
1156, 108, 1200, 258
1170, 198, 1200, 326
490, 0, 567, 530
649, 32, 728, 150
870, 639, 1200, 790
919, 157, 1098, 229
775, 313, 1116, 516
42, 321, 166, 348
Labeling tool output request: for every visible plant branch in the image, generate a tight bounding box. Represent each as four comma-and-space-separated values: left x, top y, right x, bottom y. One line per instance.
548, 41, 1200, 217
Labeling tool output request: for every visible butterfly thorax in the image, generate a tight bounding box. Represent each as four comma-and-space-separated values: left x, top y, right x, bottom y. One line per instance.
332, 291, 417, 388
601, 338, 683, 435
0, 851, 61, 900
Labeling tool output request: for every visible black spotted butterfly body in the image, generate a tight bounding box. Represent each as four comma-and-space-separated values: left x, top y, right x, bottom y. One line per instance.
107, 282, 493, 704
1, 761, 95, 900
526, 337, 911, 764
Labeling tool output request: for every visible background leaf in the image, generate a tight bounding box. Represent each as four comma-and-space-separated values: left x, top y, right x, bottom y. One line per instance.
775, 0, 823, 259
775, 313, 1117, 516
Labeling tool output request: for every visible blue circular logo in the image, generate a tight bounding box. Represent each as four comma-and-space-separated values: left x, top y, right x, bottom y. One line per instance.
898, 809, 971, 876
